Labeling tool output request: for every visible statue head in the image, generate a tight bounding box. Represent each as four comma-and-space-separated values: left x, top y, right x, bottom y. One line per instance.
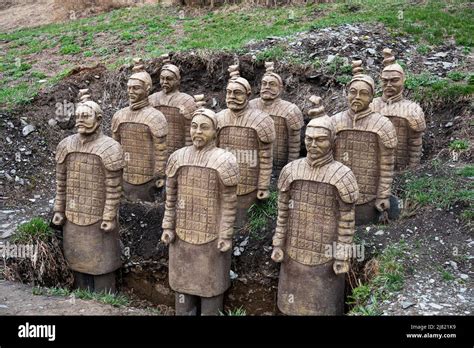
128, 58, 152, 104
305, 96, 335, 162
260, 61, 283, 101
226, 64, 251, 112
190, 95, 217, 149
347, 60, 375, 113
75, 89, 102, 135
160, 54, 181, 94
380, 48, 405, 98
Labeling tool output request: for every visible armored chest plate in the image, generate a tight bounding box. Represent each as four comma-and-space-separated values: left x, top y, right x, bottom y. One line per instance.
119, 122, 154, 185
287, 180, 338, 266
334, 130, 379, 204
157, 105, 185, 156
218, 126, 259, 196
65, 153, 105, 226
388, 116, 409, 171
176, 166, 220, 244
272, 115, 289, 169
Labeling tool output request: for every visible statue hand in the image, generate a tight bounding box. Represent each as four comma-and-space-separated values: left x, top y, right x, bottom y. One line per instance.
161, 229, 175, 245
271, 247, 284, 263
333, 260, 350, 275
217, 238, 232, 252
100, 219, 116, 232
52, 212, 66, 226
375, 198, 390, 212
257, 189, 270, 200
155, 178, 165, 189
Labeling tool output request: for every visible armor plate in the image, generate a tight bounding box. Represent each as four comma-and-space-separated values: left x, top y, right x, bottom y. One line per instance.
176, 166, 219, 244
387, 116, 409, 171
119, 122, 154, 185
218, 126, 259, 195
287, 181, 338, 266
272, 115, 289, 169
156, 105, 185, 155
65, 153, 105, 225
334, 130, 379, 204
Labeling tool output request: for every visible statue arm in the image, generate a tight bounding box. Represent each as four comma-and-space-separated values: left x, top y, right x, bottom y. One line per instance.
272, 191, 290, 248
258, 141, 273, 191
377, 141, 395, 200
407, 129, 424, 168
102, 169, 123, 222
335, 199, 356, 260
162, 176, 178, 230
153, 135, 168, 179
287, 128, 301, 162
219, 184, 238, 240
53, 162, 67, 213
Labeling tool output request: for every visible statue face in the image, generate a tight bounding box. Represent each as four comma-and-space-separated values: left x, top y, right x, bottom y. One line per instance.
381, 70, 404, 98
127, 79, 148, 104
348, 80, 373, 113
190, 114, 216, 149
75, 105, 100, 135
160, 70, 179, 93
260, 75, 282, 101
305, 127, 332, 161
226, 82, 248, 111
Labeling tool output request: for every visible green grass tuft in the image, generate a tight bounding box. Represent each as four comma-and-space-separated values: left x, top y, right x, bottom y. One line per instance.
11, 217, 53, 244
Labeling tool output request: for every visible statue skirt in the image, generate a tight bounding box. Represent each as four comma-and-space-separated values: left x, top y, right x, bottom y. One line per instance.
277, 258, 345, 315
169, 237, 231, 298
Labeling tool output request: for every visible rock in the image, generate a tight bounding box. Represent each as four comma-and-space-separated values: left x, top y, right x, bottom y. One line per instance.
367, 48, 376, 55
429, 303, 443, 310
6, 137, 12, 144
229, 270, 238, 280
459, 274, 468, 280
326, 55, 336, 64
22, 124, 35, 136
401, 301, 415, 309
434, 52, 448, 58
239, 237, 249, 247
375, 230, 384, 236
449, 261, 458, 270
445, 122, 453, 128
233, 247, 242, 256
48, 118, 58, 127
7, 121, 14, 128
442, 62, 454, 69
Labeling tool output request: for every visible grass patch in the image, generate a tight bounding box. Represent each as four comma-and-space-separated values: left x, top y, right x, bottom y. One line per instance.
32, 286, 129, 307
348, 241, 408, 315
11, 217, 53, 244
438, 267, 455, 282
405, 73, 474, 102
449, 139, 470, 151
457, 165, 474, 178
220, 306, 247, 316
247, 190, 278, 238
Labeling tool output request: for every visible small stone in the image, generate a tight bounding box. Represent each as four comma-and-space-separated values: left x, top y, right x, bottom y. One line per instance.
22, 124, 35, 136
442, 62, 453, 69
229, 270, 238, 280
233, 247, 241, 256
401, 301, 415, 309
367, 48, 376, 55
459, 274, 468, 280
326, 55, 336, 64
429, 303, 443, 310
375, 230, 384, 236
434, 52, 448, 58
6, 137, 12, 144
449, 261, 458, 270
48, 118, 58, 127
445, 122, 453, 128
429, 279, 435, 284
28, 199, 36, 203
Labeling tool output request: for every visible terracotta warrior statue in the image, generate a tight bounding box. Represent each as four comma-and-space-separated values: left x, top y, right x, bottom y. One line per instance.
162, 95, 239, 315
216, 65, 275, 223
52, 90, 125, 292
271, 96, 359, 315
150, 54, 197, 156
331, 61, 397, 225
249, 62, 303, 170
371, 48, 426, 170
111, 58, 168, 202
